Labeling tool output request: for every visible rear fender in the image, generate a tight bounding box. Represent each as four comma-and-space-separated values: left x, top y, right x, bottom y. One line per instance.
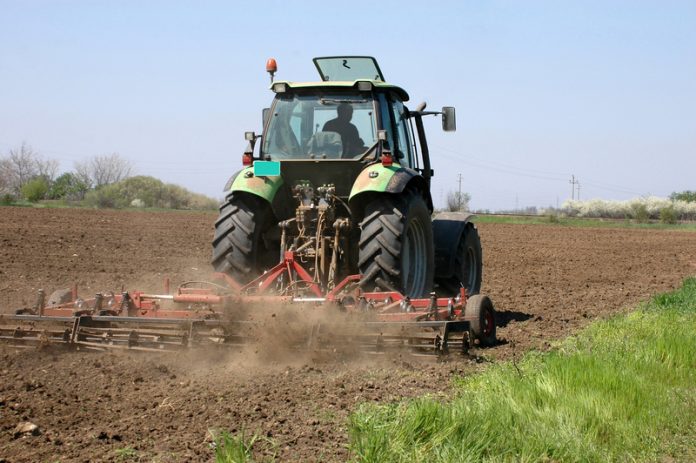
349, 164, 432, 212
432, 212, 476, 278
225, 167, 284, 204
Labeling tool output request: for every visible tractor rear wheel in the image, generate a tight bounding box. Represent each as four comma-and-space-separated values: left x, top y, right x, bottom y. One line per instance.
436, 224, 482, 296
358, 192, 434, 297
211, 193, 276, 284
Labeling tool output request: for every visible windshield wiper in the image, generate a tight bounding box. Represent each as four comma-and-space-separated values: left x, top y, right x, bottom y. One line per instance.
319, 98, 369, 105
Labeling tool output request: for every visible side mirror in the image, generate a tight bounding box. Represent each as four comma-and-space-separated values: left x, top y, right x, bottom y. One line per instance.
262, 108, 270, 128
442, 106, 456, 132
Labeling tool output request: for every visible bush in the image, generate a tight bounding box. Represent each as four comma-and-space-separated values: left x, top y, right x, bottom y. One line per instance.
630, 202, 649, 223
83, 175, 218, 210
21, 177, 49, 202
84, 184, 121, 208
48, 172, 90, 200
545, 213, 560, 224
659, 206, 678, 224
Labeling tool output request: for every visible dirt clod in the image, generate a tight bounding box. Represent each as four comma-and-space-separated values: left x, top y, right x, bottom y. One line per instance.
13, 421, 39, 438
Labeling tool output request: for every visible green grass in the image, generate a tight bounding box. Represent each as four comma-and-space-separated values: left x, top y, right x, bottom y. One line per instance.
213, 429, 274, 463
474, 213, 696, 230
114, 446, 138, 461
348, 278, 696, 462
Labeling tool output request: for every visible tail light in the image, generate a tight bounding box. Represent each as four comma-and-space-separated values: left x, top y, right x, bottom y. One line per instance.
242, 154, 253, 166
381, 153, 393, 167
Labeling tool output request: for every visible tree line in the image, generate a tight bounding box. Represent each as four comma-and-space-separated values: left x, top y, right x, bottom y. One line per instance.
0, 143, 217, 210
0, 142, 132, 202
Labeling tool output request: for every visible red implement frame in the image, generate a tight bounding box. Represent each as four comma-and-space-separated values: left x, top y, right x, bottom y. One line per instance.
1, 250, 476, 353
7, 249, 470, 322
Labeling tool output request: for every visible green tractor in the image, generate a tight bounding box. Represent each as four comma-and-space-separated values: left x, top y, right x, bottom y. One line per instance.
212, 56, 482, 300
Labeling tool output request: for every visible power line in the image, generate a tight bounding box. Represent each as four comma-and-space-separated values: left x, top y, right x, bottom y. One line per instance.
569, 175, 579, 200
432, 144, 650, 197
433, 144, 570, 178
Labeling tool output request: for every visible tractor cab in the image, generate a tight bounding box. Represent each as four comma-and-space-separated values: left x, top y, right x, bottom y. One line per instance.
256, 56, 454, 164
259, 65, 413, 165
229, 56, 457, 209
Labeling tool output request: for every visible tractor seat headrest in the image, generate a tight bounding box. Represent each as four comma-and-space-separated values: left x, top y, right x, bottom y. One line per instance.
307, 131, 343, 158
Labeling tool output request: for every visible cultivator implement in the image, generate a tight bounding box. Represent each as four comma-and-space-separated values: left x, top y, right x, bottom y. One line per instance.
0, 252, 495, 356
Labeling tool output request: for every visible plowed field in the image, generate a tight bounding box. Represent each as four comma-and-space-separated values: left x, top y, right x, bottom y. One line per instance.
2, 207, 695, 462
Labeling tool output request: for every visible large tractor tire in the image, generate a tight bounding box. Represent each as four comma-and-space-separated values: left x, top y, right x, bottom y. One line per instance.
358, 192, 434, 297
211, 193, 277, 284
436, 224, 482, 296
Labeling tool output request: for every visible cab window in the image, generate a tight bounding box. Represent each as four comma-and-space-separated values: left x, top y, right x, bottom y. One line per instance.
262, 92, 377, 159
389, 97, 414, 167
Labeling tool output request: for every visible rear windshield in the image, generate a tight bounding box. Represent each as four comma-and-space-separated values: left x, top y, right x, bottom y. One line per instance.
262, 93, 377, 160
313, 56, 384, 81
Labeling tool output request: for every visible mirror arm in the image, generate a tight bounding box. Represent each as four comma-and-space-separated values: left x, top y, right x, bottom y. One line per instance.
413, 110, 443, 117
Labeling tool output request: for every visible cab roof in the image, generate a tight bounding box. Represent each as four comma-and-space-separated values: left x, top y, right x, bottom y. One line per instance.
270, 80, 410, 102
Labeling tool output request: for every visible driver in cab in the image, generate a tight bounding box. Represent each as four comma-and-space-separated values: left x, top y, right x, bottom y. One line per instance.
322, 103, 365, 157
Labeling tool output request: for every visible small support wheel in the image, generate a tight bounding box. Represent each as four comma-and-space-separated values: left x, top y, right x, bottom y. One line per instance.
464, 294, 496, 347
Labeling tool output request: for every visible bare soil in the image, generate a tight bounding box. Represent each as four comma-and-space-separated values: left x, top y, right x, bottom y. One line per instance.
1, 207, 695, 462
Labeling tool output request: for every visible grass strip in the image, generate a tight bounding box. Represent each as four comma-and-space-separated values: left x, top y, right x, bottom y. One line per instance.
349, 278, 696, 462
474, 214, 696, 230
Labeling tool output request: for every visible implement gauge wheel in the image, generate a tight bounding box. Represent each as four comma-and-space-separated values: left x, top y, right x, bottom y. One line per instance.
464, 294, 497, 346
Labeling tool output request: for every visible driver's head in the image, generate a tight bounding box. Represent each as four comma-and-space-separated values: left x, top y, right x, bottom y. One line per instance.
337, 103, 353, 121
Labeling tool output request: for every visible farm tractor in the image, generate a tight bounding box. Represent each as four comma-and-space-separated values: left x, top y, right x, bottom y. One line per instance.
0, 57, 496, 356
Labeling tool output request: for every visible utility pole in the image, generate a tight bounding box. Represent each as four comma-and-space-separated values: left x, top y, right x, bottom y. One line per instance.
569, 175, 579, 200
577, 182, 581, 201
457, 173, 462, 211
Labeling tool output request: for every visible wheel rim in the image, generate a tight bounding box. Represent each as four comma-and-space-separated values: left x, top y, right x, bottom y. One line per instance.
482, 307, 495, 337
402, 217, 427, 296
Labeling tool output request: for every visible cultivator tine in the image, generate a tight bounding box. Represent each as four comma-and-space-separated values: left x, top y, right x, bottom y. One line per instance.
0, 319, 69, 348
69, 317, 80, 343
1, 311, 476, 357
294, 320, 472, 357
0, 313, 246, 352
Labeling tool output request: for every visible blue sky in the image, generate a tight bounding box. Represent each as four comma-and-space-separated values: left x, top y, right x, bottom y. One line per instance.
1, 1, 694, 210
